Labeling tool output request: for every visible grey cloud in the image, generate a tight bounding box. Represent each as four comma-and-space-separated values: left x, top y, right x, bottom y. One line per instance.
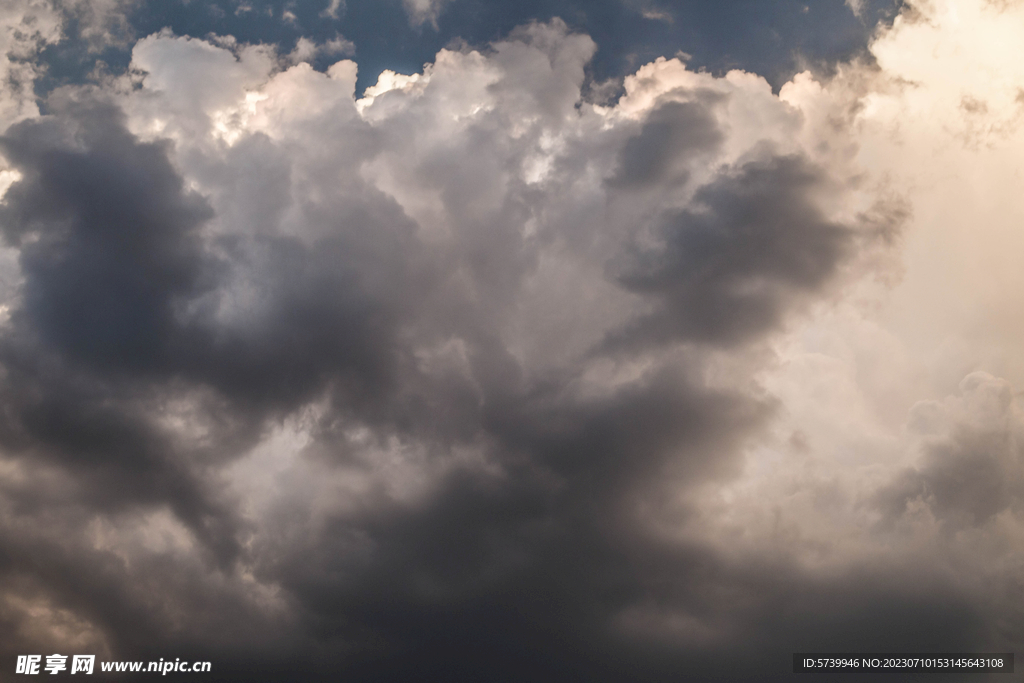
0, 90, 433, 587
0, 91, 424, 413
0, 514, 295, 675
257, 498, 992, 682
879, 428, 1024, 528
246, 367, 997, 683
878, 373, 1024, 530
608, 97, 723, 189
0, 96, 247, 569
0, 96, 215, 374
0, 23, 953, 683
611, 153, 854, 347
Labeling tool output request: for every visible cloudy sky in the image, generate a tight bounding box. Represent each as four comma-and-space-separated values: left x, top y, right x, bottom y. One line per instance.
1, 0, 1023, 680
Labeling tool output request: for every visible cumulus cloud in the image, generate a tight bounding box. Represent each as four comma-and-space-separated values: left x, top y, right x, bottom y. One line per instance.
2, 1, 1023, 680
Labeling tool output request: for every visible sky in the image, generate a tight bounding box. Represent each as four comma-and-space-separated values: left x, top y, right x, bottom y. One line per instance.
1, 0, 1024, 681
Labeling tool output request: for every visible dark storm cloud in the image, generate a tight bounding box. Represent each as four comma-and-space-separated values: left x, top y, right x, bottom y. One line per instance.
0, 91, 422, 575
233, 350, 877, 677
611, 153, 853, 347
0, 20, 970, 682
609, 98, 723, 188
0, 94, 250, 571
238, 459, 994, 683
247, 370, 988, 683
0, 96, 215, 373
0, 89, 422, 413
0, 94, 328, 673
185, 231, 414, 414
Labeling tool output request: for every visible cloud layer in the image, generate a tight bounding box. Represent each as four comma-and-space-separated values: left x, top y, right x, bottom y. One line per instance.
1, 1, 1024, 680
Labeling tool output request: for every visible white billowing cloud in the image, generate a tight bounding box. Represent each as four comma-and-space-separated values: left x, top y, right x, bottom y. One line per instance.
773, 0, 1024, 436
127, 32, 278, 143
864, 0, 1024, 386
683, 0, 1024, 648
